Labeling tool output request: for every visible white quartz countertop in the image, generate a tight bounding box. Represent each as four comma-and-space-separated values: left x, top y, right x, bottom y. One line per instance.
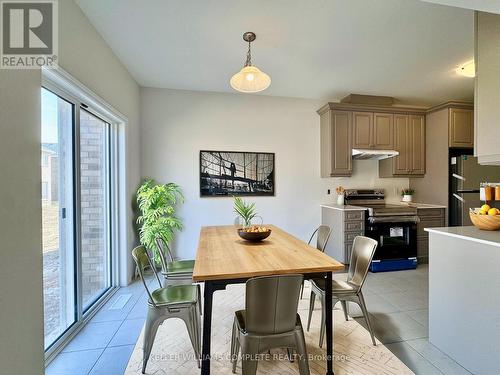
321, 204, 367, 211
425, 226, 500, 247
401, 202, 447, 209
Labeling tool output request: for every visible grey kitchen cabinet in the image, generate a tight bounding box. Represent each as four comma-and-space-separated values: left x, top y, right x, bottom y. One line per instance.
449, 107, 474, 148
417, 207, 445, 264
475, 12, 500, 165
379, 114, 426, 177
318, 108, 352, 177
352, 112, 373, 149
352, 111, 394, 150
321, 207, 365, 264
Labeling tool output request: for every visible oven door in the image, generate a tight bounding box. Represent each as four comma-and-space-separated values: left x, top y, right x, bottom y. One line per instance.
365, 219, 417, 260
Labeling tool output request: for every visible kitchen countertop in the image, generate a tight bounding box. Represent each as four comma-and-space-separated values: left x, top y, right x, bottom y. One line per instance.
425, 226, 500, 247
320, 204, 367, 211
400, 202, 447, 209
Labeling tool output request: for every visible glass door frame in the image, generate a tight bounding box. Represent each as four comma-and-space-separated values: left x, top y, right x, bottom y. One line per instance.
42, 79, 121, 363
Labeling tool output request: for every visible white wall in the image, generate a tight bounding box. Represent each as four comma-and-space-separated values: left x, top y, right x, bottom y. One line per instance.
58, 0, 141, 284
0, 1, 140, 373
0, 70, 45, 375
141, 88, 408, 258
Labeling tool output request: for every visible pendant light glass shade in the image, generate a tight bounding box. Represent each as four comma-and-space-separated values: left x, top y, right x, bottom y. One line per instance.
230, 65, 271, 93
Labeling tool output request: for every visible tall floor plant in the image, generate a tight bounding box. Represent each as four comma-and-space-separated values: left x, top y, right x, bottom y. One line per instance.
136, 179, 184, 264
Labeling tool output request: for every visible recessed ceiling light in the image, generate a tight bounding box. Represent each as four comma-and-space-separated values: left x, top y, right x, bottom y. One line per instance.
456, 60, 475, 78
230, 32, 271, 93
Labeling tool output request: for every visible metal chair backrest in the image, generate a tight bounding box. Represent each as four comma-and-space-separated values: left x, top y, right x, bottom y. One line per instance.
245, 274, 303, 334
132, 245, 162, 307
346, 236, 378, 290
155, 237, 175, 274
308, 225, 332, 252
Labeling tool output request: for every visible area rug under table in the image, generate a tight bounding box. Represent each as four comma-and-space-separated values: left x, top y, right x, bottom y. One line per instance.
125, 283, 413, 375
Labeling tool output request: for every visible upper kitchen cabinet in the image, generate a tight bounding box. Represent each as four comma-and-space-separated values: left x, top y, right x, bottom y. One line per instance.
379, 113, 426, 177
318, 105, 352, 177
318, 100, 427, 178
352, 111, 394, 149
449, 108, 474, 148
475, 12, 500, 165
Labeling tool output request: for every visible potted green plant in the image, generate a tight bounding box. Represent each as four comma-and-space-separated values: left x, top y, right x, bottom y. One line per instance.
136, 179, 184, 265
233, 196, 257, 228
401, 188, 415, 203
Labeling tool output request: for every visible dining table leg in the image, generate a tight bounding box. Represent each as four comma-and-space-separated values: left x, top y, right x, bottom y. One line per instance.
325, 271, 334, 375
201, 281, 215, 375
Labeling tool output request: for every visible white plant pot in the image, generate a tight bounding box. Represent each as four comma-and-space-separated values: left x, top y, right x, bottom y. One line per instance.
402, 194, 413, 202
337, 194, 345, 205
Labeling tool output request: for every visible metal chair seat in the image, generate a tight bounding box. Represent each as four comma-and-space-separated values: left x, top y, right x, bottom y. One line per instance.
310, 278, 359, 295
165, 259, 195, 274
150, 284, 198, 307
235, 310, 303, 334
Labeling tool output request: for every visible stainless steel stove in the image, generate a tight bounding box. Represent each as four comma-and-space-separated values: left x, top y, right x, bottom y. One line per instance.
344, 189, 418, 272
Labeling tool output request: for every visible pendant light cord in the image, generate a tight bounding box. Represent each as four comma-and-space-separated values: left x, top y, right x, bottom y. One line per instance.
245, 41, 252, 67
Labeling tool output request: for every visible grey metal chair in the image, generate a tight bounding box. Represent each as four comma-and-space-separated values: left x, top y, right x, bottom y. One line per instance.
230, 274, 310, 375
156, 237, 195, 286
306, 236, 378, 347
132, 245, 201, 374
300, 225, 332, 298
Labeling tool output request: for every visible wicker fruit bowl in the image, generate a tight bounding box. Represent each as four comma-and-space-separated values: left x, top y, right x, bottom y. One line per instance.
469, 212, 500, 231
237, 226, 272, 242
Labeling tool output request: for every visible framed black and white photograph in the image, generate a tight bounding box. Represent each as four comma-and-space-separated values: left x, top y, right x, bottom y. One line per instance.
200, 150, 275, 197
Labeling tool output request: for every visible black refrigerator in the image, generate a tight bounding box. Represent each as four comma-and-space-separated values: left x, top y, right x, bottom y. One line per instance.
449, 151, 500, 226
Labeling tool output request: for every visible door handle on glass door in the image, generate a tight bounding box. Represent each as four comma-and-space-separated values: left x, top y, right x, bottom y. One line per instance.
453, 193, 465, 203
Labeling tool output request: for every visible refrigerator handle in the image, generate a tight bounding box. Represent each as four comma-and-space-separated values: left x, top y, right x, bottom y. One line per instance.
453, 193, 465, 203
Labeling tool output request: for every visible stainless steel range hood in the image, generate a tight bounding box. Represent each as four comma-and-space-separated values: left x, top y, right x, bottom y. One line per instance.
352, 149, 399, 160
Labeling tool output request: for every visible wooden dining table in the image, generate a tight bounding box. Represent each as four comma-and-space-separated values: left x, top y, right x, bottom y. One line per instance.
193, 225, 344, 375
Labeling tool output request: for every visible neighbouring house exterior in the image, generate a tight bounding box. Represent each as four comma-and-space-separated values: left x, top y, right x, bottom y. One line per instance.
41, 143, 59, 202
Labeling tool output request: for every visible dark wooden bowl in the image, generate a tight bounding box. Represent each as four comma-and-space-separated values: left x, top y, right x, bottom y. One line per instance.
237, 228, 272, 242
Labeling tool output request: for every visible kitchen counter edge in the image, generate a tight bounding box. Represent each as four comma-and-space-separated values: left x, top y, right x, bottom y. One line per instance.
425, 226, 500, 248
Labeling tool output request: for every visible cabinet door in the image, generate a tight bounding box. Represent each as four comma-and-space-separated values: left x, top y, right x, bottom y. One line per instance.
331, 111, 352, 176
352, 112, 373, 149
410, 114, 426, 175
449, 108, 473, 148
393, 114, 410, 174
373, 113, 394, 149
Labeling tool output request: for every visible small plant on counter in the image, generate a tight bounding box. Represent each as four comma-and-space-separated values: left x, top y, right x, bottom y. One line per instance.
401, 188, 415, 203
233, 196, 257, 228
401, 188, 415, 196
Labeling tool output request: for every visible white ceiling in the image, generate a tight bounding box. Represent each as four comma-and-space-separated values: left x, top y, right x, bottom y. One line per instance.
76, 0, 475, 105
421, 0, 500, 13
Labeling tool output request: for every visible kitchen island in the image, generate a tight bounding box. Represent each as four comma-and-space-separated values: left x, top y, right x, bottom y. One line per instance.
426, 226, 500, 375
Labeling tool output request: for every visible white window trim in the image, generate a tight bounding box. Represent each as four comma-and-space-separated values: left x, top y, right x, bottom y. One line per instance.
41, 66, 129, 364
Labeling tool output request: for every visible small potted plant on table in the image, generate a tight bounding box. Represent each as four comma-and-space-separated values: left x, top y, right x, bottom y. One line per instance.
233, 197, 271, 242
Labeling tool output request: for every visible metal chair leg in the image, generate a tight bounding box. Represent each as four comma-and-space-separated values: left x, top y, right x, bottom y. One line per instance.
319, 294, 326, 348
307, 291, 316, 332
182, 306, 201, 368
340, 300, 349, 321
142, 309, 163, 374
240, 340, 259, 375
294, 327, 311, 375
357, 292, 376, 346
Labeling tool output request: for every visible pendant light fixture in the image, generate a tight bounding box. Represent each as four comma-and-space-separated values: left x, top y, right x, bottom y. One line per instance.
230, 32, 271, 93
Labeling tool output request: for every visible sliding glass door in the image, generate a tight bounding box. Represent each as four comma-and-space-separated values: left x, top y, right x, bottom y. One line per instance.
42, 88, 76, 349
42, 87, 115, 353
79, 109, 112, 311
